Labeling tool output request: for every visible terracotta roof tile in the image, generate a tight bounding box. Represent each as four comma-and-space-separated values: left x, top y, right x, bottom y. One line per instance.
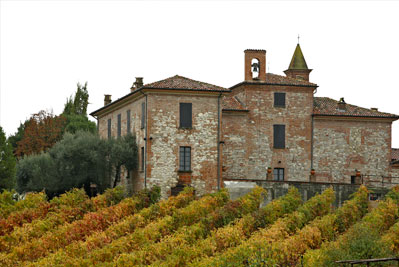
313, 97, 399, 119
265, 73, 316, 86
140, 75, 229, 92
222, 96, 248, 111
393, 149, 399, 162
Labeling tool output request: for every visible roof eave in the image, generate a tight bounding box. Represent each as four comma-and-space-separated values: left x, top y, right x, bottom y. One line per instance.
229, 81, 318, 90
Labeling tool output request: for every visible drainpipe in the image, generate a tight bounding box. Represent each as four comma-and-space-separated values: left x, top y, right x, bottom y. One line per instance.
217, 93, 222, 190
139, 91, 148, 189
311, 114, 314, 170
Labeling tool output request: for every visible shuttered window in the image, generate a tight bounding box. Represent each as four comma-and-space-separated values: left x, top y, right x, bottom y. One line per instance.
274, 92, 286, 107
141, 147, 145, 171
273, 168, 284, 181
180, 103, 192, 128
179, 146, 191, 171
273, 124, 285, 149
117, 114, 121, 138
141, 102, 145, 129
127, 110, 131, 134
107, 119, 111, 139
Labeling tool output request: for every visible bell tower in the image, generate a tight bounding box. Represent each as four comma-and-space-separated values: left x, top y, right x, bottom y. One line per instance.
284, 44, 312, 81
244, 49, 266, 81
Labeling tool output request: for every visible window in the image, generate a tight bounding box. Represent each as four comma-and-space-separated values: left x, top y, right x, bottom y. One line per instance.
117, 114, 121, 138
351, 176, 356, 184
273, 168, 284, 181
107, 119, 111, 139
273, 124, 285, 149
141, 102, 145, 129
179, 146, 191, 171
274, 92, 286, 107
141, 147, 145, 171
127, 110, 131, 134
180, 103, 192, 128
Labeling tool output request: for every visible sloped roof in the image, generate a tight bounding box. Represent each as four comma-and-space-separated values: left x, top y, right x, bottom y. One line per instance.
139, 75, 229, 92
222, 96, 248, 111
230, 73, 317, 89
392, 149, 399, 162
265, 73, 316, 86
313, 97, 399, 119
288, 44, 309, 70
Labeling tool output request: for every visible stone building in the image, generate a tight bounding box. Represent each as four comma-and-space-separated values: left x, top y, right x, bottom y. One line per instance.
90, 44, 399, 197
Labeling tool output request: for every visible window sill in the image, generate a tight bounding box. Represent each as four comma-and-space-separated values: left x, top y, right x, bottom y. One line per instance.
178, 170, 193, 173
179, 127, 193, 130
274, 105, 286, 108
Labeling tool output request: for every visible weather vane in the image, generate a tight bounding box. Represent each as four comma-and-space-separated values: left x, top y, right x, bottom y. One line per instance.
297, 34, 300, 44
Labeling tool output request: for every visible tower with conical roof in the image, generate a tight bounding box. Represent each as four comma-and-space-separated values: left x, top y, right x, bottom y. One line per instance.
284, 43, 312, 82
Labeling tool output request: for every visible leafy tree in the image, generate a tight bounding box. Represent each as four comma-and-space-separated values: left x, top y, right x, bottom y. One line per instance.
0, 126, 16, 190
7, 121, 28, 155
63, 82, 89, 116
62, 82, 96, 134
15, 110, 66, 158
16, 131, 138, 197
110, 134, 139, 188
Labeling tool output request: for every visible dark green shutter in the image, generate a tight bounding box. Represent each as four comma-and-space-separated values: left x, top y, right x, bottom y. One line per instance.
107, 119, 111, 139
117, 114, 121, 138
273, 124, 285, 148
274, 93, 286, 107
180, 103, 192, 128
127, 110, 131, 134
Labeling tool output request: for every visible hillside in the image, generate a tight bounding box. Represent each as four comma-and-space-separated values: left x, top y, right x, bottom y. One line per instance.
0, 185, 398, 266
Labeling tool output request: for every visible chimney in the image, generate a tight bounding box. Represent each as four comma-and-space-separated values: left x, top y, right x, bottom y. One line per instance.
130, 77, 144, 92
337, 97, 346, 111
371, 107, 378, 111
104, 94, 112, 106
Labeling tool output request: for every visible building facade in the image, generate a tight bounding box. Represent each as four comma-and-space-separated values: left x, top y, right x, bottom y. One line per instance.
91, 45, 399, 197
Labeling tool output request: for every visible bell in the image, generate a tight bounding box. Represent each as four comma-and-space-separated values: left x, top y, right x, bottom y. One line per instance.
251, 62, 259, 72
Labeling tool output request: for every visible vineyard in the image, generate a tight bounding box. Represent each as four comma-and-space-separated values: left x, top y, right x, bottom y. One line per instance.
0, 185, 398, 266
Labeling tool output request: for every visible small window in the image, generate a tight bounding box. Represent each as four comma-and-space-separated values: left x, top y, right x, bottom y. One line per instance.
180, 103, 192, 128
117, 114, 121, 138
141, 102, 145, 129
141, 147, 145, 171
127, 110, 131, 134
273, 124, 285, 149
274, 92, 286, 107
273, 168, 284, 181
179, 146, 191, 171
351, 176, 356, 184
107, 119, 112, 139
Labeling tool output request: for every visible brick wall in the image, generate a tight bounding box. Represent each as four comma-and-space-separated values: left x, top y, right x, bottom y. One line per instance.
222, 83, 314, 182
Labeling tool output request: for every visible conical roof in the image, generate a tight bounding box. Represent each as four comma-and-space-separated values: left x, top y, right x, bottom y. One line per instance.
288, 44, 309, 70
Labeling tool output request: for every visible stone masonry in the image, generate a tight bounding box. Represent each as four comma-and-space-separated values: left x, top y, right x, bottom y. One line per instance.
91, 45, 399, 197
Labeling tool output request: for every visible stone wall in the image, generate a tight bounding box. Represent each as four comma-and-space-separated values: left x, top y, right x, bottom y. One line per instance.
222, 83, 314, 182
313, 118, 392, 183
146, 93, 220, 198
224, 180, 390, 207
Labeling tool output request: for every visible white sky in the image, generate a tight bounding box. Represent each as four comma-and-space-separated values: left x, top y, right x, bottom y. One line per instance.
1, 1, 398, 147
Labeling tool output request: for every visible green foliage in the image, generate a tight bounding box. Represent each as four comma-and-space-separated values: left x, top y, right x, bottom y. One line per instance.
63, 82, 89, 116
7, 121, 27, 155
61, 114, 96, 134
16, 131, 138, 197
0, 127, 16, 190
62, 82, 96, 134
